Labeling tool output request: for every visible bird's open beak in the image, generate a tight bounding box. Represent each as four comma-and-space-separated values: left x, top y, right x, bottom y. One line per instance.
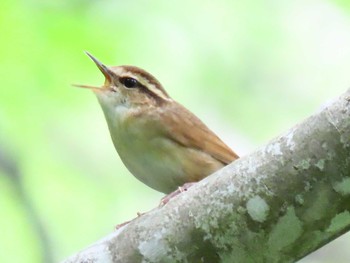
73, 51, 114, 91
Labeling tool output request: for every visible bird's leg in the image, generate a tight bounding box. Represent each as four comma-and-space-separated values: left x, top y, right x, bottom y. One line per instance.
160, 182, 196, 206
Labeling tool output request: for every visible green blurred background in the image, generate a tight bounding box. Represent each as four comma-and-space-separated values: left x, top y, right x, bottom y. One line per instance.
1, 0, 350, 262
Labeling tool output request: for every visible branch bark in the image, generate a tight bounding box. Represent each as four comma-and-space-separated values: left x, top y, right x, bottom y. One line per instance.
62, 89, 350, 263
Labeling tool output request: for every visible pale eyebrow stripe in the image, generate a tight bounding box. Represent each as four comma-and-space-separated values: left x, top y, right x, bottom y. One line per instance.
138, 82, 171, 103
121, 65, 170, 97
119, 66, 171, 103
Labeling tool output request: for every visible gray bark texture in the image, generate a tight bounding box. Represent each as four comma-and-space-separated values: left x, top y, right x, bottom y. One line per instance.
62, 89, 350, 263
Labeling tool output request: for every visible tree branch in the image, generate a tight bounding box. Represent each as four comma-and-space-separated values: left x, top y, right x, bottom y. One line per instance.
62, 89, 350, 263
0, 144, 54, 263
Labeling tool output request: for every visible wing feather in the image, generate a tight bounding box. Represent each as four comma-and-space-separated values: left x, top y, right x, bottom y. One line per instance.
159, 102, 239, 164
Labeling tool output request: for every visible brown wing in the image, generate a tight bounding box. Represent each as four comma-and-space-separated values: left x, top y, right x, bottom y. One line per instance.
159, 101, 239, 164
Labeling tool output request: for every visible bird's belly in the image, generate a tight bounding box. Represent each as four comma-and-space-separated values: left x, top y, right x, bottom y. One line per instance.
114, 136, 223, 194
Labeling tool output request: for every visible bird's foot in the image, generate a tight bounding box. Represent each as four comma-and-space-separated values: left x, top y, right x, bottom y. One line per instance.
115, 212, 144, 229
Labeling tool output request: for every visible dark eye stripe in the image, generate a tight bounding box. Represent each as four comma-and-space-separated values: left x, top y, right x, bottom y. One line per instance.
118, 73, 169, 104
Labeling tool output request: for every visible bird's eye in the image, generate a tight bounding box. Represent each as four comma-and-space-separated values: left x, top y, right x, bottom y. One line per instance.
120, 77, 138, 88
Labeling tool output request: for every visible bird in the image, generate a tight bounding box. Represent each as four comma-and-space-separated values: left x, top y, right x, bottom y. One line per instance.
75, 52, 239, 197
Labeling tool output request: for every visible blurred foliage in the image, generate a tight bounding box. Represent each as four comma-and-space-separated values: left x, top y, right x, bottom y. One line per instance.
1, 0, 350, 262
334, 0, 350, 10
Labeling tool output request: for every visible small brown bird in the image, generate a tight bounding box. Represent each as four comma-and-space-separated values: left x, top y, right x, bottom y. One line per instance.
76, 52, 238, 195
